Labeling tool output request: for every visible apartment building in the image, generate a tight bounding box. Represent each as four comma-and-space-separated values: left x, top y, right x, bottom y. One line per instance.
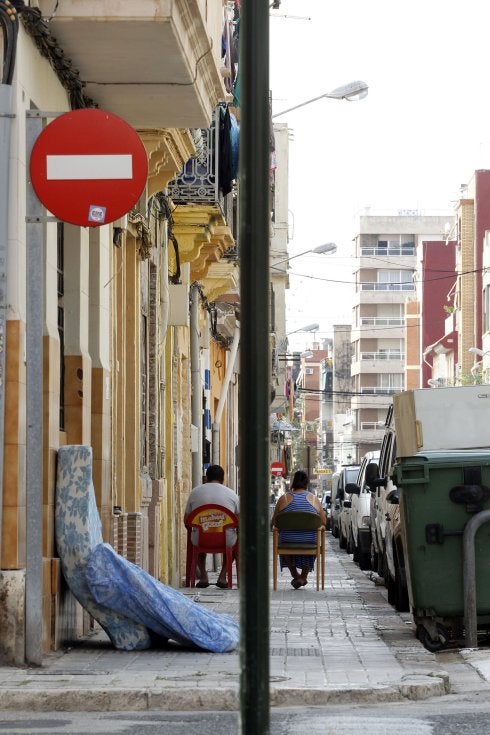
421, 171, 490, 386
0, 0, 240, 664
350, 211, 450, 459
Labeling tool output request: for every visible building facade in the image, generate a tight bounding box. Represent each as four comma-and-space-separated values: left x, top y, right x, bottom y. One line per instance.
0, 0, 241, 664
350, 212, 450, 459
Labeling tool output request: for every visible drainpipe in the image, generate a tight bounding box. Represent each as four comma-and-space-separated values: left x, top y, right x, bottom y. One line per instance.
212, 322, 240, 465
190, 283, 202, 487
0, 84, 14, 567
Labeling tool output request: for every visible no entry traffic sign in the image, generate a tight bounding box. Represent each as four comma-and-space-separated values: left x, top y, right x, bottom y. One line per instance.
29, 109, 148, 227
270, 462, 285, 477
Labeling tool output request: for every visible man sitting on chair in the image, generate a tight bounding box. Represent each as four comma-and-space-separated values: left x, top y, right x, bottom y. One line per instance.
184, 465, 239, 589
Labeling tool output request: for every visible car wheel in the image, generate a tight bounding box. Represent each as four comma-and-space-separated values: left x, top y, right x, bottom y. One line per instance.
353, 540, 360, 563
386, 572, 396, 606
370, 545, 378, 573
394, 549, 410, 612
339, 528, 347, 549
347, 532, 354, 555
359, 550, 371, 571
332, 523, 339, 538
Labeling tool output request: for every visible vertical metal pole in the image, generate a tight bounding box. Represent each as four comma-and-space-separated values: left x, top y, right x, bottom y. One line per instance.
463, 509, 490, 648
190, 283, 202, 487
0, 84, 14, 568
25, 113, 44, 665
239, 0, 270, 733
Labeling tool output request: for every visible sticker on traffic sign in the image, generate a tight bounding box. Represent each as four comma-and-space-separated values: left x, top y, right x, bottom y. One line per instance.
30, 109, 148, 227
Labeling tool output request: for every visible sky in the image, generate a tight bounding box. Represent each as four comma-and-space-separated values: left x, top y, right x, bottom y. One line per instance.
269, 0, 490, 351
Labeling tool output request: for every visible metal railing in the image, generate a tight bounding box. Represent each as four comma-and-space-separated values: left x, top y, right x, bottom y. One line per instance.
360, 387, 401, 395
359, 282, 415, 292
358, 351, 405, 361
360, 317, 405, 327
361, 245, 415, 257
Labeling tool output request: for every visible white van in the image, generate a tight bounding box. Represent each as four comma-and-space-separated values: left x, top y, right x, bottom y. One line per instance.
347, 451, 380, 570
330, 472, 341, 537
334, 465, 361, 551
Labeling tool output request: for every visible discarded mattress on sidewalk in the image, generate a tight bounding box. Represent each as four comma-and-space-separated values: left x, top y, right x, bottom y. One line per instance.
56, 445, 153, 651
86, 542, 239, 653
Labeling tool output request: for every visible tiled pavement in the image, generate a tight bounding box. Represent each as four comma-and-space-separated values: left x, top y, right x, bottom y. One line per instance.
0, 533, 478, 711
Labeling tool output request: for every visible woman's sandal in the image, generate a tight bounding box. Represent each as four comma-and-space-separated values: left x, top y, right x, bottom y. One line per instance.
291, 579, 303, 589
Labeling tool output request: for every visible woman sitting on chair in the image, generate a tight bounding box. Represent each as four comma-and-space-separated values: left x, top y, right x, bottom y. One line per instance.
272, 470, 326, 589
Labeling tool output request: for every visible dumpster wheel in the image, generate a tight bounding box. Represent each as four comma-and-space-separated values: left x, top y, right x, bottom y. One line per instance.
416, 623, 448, 652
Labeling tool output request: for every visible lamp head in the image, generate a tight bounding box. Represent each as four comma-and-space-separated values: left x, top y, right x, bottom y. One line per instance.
311, 242, 337, 255
469, 347, 485, 357
326, 80, 368, 101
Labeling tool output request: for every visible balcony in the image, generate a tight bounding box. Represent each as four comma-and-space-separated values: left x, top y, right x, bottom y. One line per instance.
351, 427, 385, 445
360, 244, 415, 257
351, 317, 405, 341
350, 389, 399, 410
358, 283, 415, 292
351, 352, 405, 376
36, 0, 229, 128
168, 110, 237, 215
355, 283, 414, 307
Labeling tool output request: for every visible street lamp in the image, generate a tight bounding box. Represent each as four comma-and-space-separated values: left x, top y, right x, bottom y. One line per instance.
469, 347, 490, 381
272, 242, 337, 271
272, 80, 368, 118
286, 323, 319, 337
282, 325, 318, 421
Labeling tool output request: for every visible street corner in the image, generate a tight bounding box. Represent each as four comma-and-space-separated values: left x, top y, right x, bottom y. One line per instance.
460, 648, 490, 684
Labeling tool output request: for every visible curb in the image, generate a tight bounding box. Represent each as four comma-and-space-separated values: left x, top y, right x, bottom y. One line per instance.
0, 674, 450, 712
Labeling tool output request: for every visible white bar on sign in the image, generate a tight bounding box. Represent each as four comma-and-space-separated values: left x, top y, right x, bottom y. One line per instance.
46, 154, 133, 180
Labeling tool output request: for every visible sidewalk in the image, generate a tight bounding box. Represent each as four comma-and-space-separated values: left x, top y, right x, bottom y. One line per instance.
0, 534, 466, 712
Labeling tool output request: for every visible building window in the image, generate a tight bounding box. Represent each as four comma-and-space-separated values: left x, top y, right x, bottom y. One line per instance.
377, 269, 414, 291
379, 373, 404, 391
484, 286, 490, 334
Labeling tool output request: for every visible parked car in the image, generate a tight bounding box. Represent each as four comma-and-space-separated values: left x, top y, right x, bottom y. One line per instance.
330, 472, 341, 537
346, 450, 380, 570
370, 407, 396, 577
372, 405, 409, 612
321, 490, 332, 530
335, 465, 361, 551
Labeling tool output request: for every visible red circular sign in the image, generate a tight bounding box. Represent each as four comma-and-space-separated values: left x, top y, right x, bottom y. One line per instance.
270, 462, 285, 477
30, 109, 148, 227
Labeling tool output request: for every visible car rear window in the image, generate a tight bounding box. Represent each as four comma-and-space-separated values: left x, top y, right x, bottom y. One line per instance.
345, 467, 359, 484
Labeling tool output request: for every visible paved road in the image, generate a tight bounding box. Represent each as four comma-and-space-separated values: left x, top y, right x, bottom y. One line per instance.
0, 533, 489, 722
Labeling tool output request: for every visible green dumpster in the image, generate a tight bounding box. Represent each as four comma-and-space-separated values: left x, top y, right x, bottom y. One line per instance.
395, 450, 490, 651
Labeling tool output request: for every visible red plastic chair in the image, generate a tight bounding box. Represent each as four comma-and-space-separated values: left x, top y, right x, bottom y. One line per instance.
185, 504, 239, 589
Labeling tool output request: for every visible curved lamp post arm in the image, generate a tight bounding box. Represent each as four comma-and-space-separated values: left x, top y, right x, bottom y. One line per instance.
272, 243, 337, 271
272, 80, 368, 119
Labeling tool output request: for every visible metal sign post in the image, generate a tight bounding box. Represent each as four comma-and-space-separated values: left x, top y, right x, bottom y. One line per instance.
25, 110, 48, 666
239, 0, 270, 732
0, 84, 14, 570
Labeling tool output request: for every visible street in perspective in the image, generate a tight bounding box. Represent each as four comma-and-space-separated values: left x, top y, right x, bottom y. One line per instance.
3, 0, 490, 734
2, 535, 490, 733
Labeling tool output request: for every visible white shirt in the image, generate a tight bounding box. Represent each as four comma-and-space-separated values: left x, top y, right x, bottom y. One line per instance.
185, 482, 239, 546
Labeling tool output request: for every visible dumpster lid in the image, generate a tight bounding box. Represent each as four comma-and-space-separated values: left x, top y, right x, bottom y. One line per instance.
399, 449, 490, 466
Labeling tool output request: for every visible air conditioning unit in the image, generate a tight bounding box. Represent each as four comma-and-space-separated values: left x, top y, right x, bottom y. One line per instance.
305, 368, 314, 374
